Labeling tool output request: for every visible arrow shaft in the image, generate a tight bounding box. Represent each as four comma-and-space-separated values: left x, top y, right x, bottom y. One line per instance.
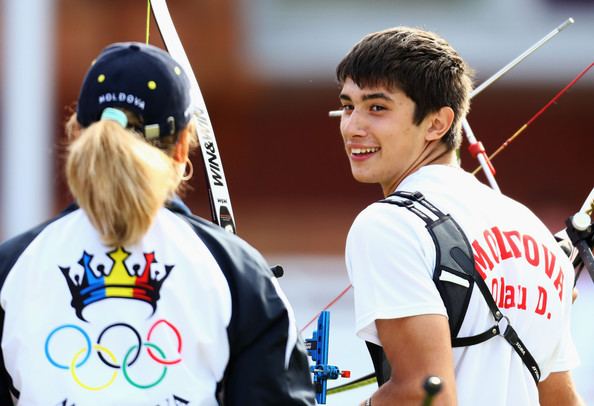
472, 61, 593, 174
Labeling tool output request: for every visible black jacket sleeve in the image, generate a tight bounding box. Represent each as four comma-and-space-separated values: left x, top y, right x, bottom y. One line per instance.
176, 212, 315, 405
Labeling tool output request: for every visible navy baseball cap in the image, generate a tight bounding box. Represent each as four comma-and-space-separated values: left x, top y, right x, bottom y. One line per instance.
77, 42, 192, 139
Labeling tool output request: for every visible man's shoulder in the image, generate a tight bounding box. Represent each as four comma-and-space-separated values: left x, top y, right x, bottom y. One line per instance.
353, 198, 418, 227
348, 197, 433, 251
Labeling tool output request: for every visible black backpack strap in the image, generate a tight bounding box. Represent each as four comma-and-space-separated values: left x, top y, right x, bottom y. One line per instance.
376, 191, 541, 384
365, 341, 391, 387
448, 246, 541, 382
381, 191, 475, 338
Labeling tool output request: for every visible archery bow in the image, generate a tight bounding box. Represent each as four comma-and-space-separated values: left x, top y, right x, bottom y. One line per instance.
148, 0, 237, 234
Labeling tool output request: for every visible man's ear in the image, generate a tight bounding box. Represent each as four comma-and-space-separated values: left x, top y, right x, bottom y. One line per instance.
425, 106, 455, 142
172, 128, 191, 164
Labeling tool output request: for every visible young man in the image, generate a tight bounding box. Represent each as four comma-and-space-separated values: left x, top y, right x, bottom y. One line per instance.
336, 27, 583, 405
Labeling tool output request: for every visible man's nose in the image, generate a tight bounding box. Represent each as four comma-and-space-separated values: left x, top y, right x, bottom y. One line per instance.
341, 109, 367, 138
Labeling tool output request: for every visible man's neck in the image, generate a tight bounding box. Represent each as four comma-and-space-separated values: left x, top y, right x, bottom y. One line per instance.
382, 142, 457, 196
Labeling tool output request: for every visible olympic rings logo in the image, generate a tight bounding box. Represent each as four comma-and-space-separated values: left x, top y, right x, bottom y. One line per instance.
44, 319, 183, 390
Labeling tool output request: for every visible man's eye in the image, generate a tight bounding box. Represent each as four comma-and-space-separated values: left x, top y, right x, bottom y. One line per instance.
341, 105, 354, 112
370, 105, 386, 112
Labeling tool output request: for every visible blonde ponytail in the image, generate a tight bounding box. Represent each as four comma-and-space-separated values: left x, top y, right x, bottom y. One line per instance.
65, 117, 182, 247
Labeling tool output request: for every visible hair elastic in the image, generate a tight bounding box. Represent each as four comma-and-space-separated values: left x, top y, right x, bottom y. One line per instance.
100, 107, 128, 128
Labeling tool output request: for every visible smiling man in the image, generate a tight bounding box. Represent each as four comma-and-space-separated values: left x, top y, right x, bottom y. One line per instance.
336, 27, 584, 406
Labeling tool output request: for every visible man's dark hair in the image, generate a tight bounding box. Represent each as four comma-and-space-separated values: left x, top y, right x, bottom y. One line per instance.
336, 27, 474, 150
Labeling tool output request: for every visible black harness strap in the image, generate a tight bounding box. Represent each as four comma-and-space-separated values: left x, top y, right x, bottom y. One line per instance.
376, 191, 541, 384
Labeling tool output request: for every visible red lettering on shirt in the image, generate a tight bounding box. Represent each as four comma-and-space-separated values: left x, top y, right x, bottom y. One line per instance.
472, 240, 492, 279
491, 277, 527, 311
542, 244, 557, 279
492, 226, 514, 260
522, 235, 539, 266
503, 230, 522, 258
503, 284, 516, 308
535, 286, 548, 315
517, 285, 527, 310
472, 226, 569, 316
491, 277, 500, 305
554, 268, 565, 301
484, 229, 500, 265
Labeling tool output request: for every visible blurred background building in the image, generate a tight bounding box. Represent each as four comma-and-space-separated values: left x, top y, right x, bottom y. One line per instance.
2, 0, 593, 249
1, 0, 593, 403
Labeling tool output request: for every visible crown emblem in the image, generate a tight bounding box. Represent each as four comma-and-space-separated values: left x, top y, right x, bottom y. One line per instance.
59, 247, 173, 321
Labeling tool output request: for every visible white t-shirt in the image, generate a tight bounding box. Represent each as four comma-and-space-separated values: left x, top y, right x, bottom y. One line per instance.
346, 165, 579, 406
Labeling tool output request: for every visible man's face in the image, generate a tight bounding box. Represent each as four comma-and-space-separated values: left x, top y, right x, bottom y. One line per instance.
339, 78, 429, 194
